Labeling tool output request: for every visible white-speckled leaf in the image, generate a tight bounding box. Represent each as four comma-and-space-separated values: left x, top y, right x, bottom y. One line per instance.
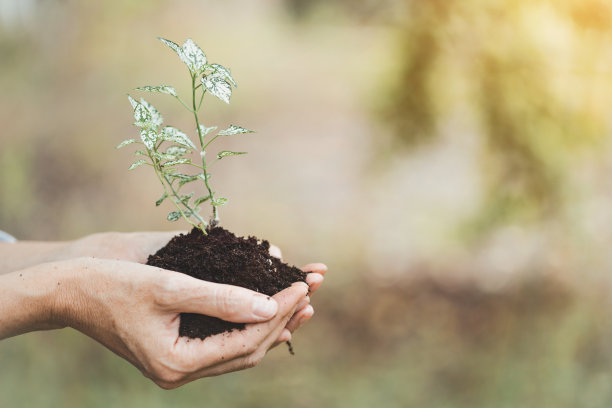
162, 158, 191, 167
134, 150, 147, 157
167, 211, 181, 221
136, 85, 177, 97
217, 150, 247, 159
210, 64, 237, 87
161, 127, 196, 149
198, 125, 217, 136
140, 98, 163, 128
129, 159, 147, 170
211, 197, 228, 206
134, 102, 152, 127
140, 128, 158, 150
116, 139, 136, 149
202, 72, 232, 104
165, 146, 188, 157
127, 95, 138, 109
159, 38, 184, 60
181, 39, 207, 74
218, 125, 255, 136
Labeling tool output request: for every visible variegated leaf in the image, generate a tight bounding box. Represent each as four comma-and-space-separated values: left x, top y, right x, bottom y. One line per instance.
135, 85, 177, 97
181, 39, 207, 74
161, 126, 196, 149
139, 98, 163, 128
217, 150, 247, 159
210, 63, 237, 87
116, 139, 136, 149
129, 159, 147, 170
218, 125, 255, 136
139, 128, 158, 150
211, 197, 228, 206
167, 211, 181, 222
202, 72, 232, 104
198, 125, 217, 136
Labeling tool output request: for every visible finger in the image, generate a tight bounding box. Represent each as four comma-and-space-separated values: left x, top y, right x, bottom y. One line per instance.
158, 274, 279, 323
306, 273, 324, 295
301, 263, 327, 275
285, 304, 314, 333
269, 245, 282, 259
174, 283, 306, 379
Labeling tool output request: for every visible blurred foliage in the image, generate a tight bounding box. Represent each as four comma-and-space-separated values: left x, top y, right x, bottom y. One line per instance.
383, 0, 612, 230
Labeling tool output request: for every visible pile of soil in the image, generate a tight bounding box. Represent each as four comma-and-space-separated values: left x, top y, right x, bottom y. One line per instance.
147, 227, 306, 339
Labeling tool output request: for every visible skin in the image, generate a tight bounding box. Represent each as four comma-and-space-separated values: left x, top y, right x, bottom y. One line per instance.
0, 232, 327, 389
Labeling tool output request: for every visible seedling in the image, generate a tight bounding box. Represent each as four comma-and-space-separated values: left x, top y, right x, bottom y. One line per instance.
117, 37, 253, 233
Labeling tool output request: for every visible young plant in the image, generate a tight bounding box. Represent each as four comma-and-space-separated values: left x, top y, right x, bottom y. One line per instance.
117, 38, 254, 234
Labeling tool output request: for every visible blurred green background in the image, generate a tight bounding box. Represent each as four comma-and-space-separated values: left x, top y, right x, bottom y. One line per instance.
2, 0, 612, 406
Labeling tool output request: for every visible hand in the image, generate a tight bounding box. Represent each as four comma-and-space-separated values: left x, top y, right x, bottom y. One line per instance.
63, 232, 327, 344
50, 257, 308, 389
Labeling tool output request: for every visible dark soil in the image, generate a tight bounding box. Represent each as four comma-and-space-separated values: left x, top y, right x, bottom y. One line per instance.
146, 227, 306, 339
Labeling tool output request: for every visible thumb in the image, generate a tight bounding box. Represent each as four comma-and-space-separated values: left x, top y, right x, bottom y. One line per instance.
160, 274, 278, 323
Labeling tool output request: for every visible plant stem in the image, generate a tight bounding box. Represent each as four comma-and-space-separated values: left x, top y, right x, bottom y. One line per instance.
191, 74, 219, 227
148, 151, 206, 231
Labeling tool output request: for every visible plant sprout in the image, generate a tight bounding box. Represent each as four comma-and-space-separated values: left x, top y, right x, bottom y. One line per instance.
117, 38, 254, 234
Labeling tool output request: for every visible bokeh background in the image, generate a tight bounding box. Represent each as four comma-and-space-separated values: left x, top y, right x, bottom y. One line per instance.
2, 0, 612, 406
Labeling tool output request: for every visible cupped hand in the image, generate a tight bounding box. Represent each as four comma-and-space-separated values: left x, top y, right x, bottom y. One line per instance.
63, 232, 327, 345
56, 257, 308, 389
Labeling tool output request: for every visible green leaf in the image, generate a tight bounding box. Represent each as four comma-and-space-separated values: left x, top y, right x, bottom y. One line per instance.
165, 146, 188, 157
202, 72, 232, 104
211, 197, 228, 206
217, 150, 247, 159
166, 172, 193, 181
179, 193, 194, 204
116, 139, 136, 149
129, 159, 147, 170
181, 39, 207, 74
211, 63, 237, 87
161, 127, 197, 149
140, 128, 158, 150
167, 211, 181, 222
198, 125, 217, 136
155, 192, 168, 206
136, 85, 177, 97
218, 125, 255, 136
178, 175, 199, 187
194, 196, 211, 206
162, 158, 191, 167
134, 150, 147, 157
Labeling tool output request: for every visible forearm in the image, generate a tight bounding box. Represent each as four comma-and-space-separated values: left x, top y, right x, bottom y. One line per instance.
0, 261, 70, 339
0, 241, 69, 275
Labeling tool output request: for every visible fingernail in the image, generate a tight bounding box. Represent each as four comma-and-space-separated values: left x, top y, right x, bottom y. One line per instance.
252, 296, 278, 319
